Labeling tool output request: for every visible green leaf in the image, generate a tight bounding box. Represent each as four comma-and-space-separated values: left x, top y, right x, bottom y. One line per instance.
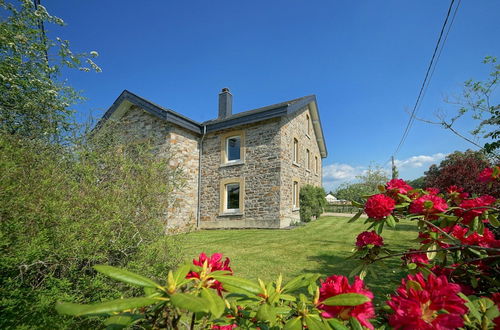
488, 214, 500, 227
55, 297, 159, 316
305, 315, 328, 330
326, 318, 349, 330
348, 209, 364, 223
284, 317, 303, 330
386, 214, 396, 228
93, 265, 161, 289
349, 317, 363, 330
282, 273, 320, 293
210, 275, 261, 295
321, 293, 370, 306
348, 264, 365, 278
256, 303, 276, 323
172, 264, 192, 286
201, 288, 225, 318
170, 293, 208, 313
104, 314, 144, 329
426, 243, 437, 261
406, 280, 422, 291
280, 294, 297, 301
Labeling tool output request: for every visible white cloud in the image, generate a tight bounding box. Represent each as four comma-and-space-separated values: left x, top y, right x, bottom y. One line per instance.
322, 152, 448, 192
393, 153, 447, 169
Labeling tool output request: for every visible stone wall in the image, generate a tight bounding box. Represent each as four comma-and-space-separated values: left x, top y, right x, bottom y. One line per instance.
111, 105, 199, 229
279, 107, 323, 226
166, 124, 200, 228
199, 118, 282, 228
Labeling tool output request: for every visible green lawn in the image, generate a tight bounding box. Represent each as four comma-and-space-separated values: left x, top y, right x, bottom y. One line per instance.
180, 216, 418, 302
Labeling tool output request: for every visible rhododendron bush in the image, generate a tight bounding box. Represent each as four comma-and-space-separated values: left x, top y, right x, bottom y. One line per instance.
56, 169, 500, 329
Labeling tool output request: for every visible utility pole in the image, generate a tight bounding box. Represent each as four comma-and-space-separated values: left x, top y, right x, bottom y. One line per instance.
391, 156, 398, 180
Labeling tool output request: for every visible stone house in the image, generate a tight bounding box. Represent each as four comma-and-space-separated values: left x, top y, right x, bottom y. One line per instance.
99, 88, 328, 229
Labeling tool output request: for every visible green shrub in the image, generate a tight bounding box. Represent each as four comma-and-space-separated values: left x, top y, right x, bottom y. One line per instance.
299, 185, 326, 222
0, 128, 186, 328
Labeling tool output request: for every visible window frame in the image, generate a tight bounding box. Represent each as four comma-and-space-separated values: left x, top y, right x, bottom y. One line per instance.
292, 180, 300, 209
220, 130, 245, 165
219, 177, 245, 215
293, 138, 299, 164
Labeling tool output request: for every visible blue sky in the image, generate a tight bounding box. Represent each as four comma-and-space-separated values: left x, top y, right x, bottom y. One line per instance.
43, 0, 500, 192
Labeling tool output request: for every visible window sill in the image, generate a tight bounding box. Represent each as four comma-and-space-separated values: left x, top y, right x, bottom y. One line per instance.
292, 207, 300, 212
220, 161, 245, 168
292, 161, 301, 167
219, 211, 244, 217
305, 134, 311, 140
314, 173, 319, 177
306, 169, 311, 173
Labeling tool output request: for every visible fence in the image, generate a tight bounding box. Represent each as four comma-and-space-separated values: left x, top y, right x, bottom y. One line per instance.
324, 204, 362, 214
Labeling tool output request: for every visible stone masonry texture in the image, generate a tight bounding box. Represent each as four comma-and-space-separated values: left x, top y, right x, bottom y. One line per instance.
110, 104, 323, 229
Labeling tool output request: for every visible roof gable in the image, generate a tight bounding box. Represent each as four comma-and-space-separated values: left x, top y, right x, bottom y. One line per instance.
99, 90, 327, 157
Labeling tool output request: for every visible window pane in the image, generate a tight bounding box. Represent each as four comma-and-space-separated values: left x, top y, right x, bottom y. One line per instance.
226, 183, 240, 209
227, 136, 240, 161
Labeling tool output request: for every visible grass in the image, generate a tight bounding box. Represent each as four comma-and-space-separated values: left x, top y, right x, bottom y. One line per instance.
180, 216, 419, 302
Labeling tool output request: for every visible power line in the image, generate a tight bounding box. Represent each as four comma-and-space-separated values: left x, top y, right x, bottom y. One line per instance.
393, 0, 459, 157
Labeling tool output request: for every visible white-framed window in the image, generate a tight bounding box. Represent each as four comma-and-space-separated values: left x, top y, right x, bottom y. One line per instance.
293, 138, 299, 163
221, 131, 244, 165
292, 181, 299, 208
220, 177, 245, 215
306, 149, 310, 170
224, 182, 240, 212
226, 136, 241, 162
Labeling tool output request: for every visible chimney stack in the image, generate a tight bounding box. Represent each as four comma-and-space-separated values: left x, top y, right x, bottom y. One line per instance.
218, 88, 232, 119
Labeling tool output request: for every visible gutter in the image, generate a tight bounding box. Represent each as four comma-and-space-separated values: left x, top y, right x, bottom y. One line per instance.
196, 125, 207, 228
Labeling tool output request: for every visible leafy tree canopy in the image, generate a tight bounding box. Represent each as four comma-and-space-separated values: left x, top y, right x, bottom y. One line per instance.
0, 0, 100, 140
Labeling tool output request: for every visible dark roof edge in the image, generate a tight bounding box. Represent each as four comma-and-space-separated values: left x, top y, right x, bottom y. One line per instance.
99, 90, 203, 134
205, 105, 288, 132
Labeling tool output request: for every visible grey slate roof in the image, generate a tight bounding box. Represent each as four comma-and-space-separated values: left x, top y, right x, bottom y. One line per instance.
100, 90, 328, 157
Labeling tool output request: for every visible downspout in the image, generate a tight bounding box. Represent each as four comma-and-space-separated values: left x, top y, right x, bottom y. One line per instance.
196, 125, 207, 229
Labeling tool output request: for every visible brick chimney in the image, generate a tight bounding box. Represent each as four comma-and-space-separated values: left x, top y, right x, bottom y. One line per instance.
218, 88, 232, 119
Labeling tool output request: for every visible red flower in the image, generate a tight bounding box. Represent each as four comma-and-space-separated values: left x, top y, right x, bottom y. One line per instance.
402, 249, 429, 267
409, 195, 448, 220
446, 185, 469, 206
387, 273, 468, 329
186, 253, 232, 295
450, 225, 499, 248
318, 275, 375, 329
356, 231, 384, 248
455, 195, 496, 224
386, 179, 413, 197
446, 185, 463, 194
425, 187, 440, 195
478, 166, 499, 183
364, 194, 395, 219
212, 325, 237, 330
430, 265, 475, 296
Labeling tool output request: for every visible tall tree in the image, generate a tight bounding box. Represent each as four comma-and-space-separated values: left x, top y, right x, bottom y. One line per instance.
424, 150, 499, 197
0, 0, 100, 140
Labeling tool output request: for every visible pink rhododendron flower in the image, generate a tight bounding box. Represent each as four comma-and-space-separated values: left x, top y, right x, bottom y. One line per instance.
387, 273, 468, 329
386, 179, 413, 197
364, 194, 395, 219
450, 225, 499, 248
318, 275, 375, 329
186, 253, 232, 295
409, 195, 448, 220
430, 265, 475, 296
478, 166, 499, 183
212, 325, 237, 330
425, 187, 440, 195
356, 231, 384, 248
455, 195, 496, 224
402, 249, 429, 267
